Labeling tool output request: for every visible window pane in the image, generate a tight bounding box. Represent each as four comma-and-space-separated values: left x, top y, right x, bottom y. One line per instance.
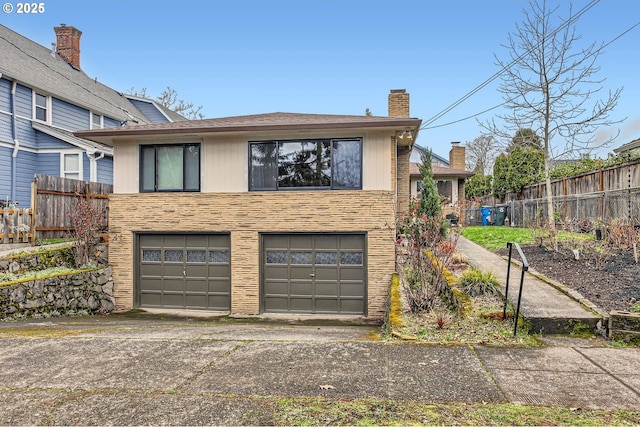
250, 143, 277, 190
278, 141, 330, 188
184, 144, 200, 191
164, 249, 183, 262
209, 250, 230, 264
64, 153, 79, 172
142, 249, 161, 262
316, 252, 337, 265
340, 252, 363, 265
92, 114, 101, 129
266, 251, 288, 264
141, 146, 156, 191
333, 140, 361, 189
290, 251, 312, 265
36, 93, 47, 108
157, 146, 183, 190
186, 250, 206, 263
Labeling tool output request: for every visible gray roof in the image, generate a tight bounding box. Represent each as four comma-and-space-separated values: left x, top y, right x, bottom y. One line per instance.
0, 24, 150, 125
75, 112, 422, 145
613, 137, 640, 154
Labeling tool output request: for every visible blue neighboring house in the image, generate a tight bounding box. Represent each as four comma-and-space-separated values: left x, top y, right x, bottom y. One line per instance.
0, 24, 186, 208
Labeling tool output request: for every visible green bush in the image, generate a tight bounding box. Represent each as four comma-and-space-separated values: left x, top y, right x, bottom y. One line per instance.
458, 268, 501, 297
632, 301, 640, 313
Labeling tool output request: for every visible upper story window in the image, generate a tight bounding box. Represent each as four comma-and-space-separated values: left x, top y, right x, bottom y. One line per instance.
61, 152, 81, 180
249, 138, 362, 191
34, 92, 49, 122
140, 143, 200, 192
91, 112, 103, 129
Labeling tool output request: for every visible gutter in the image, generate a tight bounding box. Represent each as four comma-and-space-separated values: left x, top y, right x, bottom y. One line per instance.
86, 150, 105, 182
10, 80, 19, 203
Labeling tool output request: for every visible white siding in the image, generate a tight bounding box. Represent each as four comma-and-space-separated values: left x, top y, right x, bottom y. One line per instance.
113, 142, 138, 193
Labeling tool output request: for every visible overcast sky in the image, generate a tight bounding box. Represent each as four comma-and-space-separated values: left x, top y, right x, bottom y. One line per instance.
3, 0, 639, 159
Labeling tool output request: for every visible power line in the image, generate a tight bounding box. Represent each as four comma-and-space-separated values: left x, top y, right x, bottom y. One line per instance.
422, 16, 640, 131
420, 0, 600, 130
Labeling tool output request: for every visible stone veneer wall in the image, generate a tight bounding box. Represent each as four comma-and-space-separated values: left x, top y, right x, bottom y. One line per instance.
108, 190, 397, 319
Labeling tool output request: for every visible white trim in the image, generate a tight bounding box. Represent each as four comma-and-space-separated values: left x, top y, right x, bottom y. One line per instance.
60, 150, 83, 180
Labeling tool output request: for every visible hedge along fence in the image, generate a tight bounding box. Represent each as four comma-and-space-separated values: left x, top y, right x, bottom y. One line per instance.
0, 244, 114, 320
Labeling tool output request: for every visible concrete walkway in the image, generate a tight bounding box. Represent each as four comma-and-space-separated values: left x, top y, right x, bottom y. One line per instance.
456, 236, 602, 334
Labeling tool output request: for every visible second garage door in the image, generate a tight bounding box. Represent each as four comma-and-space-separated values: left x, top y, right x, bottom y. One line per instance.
137, 234, 231, 310
262, 234, 366, 314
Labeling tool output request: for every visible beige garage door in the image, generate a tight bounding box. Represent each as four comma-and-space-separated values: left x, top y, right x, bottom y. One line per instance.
262, 234, 366, 314
137, 234, 231, 310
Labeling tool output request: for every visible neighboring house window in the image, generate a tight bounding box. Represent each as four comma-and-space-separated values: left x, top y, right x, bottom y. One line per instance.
61, 152, 82, 180
91, 112, 103, 129
249, 138, 362, 191
34, 92, 49, 122
140, 143, 200, 192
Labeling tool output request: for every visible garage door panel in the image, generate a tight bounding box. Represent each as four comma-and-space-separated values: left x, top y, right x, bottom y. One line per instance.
316, 282, 338, 295
341, 299, 364, 313
264, 280, 288, 295
140, 277, 162, 291
162, 293, 185, 307
340, 268, 364, 281
341, 282, 365, 297
208, 295, 230, 309
315, 298, 339, 312
137, 233, 231, 311
315, 268, 337, 281
185, 279, 207, 293
264, 297, 289, 311
209, 265, 230, 276
314, 235, 338, 249
290, 298, 313, 312
290, 267, 313, 280
289, 235, 313, 249
290, 281, 313, 296
140, 293, 162, 307
339, 235, 363, 249
209, 279, 231, 293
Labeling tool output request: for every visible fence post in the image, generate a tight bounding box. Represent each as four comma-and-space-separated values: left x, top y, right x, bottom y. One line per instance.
30, 177, 37, 246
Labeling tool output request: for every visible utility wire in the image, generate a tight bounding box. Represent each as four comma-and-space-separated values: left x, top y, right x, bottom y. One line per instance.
422, 16, 640, 131
420, 0, 600, 130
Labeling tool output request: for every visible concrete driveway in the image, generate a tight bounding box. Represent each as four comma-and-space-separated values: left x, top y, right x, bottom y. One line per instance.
1, 312, 639, 425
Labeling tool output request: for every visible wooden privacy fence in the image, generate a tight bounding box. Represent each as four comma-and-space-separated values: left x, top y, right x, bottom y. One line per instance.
0, 205, 32, 244
0, 175, 112, 245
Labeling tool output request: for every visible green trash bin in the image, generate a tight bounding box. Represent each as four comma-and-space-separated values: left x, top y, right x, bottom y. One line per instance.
495, 204, 508, 226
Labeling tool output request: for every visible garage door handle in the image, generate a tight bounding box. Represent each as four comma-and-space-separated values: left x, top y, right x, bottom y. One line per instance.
309, 273, 315, 277
183, 269, 186, 277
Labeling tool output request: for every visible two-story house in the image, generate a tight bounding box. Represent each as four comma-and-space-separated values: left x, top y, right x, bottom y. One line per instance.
0, 24, 185, 207
76, 89, 420, 320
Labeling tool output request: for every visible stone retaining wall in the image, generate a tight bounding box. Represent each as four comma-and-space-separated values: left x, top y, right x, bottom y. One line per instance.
0, 267, 115, 319
609, 311, 640, 345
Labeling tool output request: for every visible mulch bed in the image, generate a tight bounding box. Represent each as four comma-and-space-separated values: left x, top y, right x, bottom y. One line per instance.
497, 243, 640, 314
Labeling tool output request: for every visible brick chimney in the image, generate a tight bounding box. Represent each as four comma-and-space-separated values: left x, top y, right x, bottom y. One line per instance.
449, 141, 466, 170
388, 89, 410, 118
54, 24, 82, 69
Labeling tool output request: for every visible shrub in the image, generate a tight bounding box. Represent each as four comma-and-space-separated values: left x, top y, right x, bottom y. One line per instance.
458, 268, 501, 297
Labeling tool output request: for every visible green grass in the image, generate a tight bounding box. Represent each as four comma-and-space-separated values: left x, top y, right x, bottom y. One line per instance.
461, 226, 593, 251
274, 398, 640, 426
0, 266, 78, 285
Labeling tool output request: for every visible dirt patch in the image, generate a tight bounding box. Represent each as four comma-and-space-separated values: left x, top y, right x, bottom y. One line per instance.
497, 243, 640, 314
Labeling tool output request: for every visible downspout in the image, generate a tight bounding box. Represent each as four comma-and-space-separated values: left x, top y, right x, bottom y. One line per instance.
87, 150, 105, 182
10, 81, 19, 203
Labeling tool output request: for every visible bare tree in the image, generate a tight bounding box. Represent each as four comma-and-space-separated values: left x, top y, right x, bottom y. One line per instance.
466, 135, 498, 175
484, 0, 623, 240
126, 86, 205, 120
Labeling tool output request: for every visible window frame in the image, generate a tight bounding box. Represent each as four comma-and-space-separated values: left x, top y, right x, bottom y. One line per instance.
139, 143, 201, 193
60, 151, 83, 180
248, 138, 363, 191
91, 112, 103, 129
33, 92, 50, 123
